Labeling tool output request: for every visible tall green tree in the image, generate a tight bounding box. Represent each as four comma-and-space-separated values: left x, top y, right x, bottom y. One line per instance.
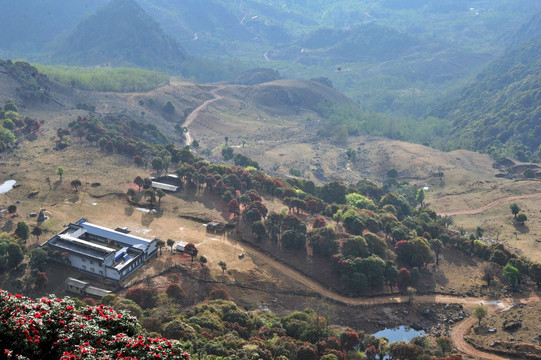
251, 221, 266, 241
166, 239, 175, 253
14, 222, 30, 242
416, 188, 425, 208
70, 179, 82, 192
529, 263, 541, 289
29, 248, 48, 271
31, 227, 43, 242
430, 239, 443, 265
134, 176, 144, 191
472, 305, 488, 326
152, 157, 163, 172
144, 188, 156, 205
510, 203, 520, 218
156, 188, 165, 203
7, 243, 24, 269
502, 264, 519, 287
56, 166, 64, 180
516, 212, 528, 225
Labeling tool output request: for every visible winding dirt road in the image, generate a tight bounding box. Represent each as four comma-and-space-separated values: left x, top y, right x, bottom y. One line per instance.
183, 86, 224, 145
438, 192, 541, 216
240, 239, 539, 359
450, 317, 512, 360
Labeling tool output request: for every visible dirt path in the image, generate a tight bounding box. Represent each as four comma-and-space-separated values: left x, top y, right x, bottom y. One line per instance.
450, 317, 512, 360
241, 240, 540, 359
243, 240, 540, 306
438, 192, 541, 216
183, 86, 225, 145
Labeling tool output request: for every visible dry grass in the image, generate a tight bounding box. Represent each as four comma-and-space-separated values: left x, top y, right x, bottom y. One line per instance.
466, 302, 541, 358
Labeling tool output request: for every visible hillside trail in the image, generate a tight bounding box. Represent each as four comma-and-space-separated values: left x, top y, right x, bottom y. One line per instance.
240, 239, 540, 359
438, 192, 541, 216
450, 317, 512, 360
183, 86, 225, 145
448, 293, 539, 360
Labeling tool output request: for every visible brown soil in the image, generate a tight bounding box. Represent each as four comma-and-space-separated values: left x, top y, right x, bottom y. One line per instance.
464, 301, 541, 360
439, 193, 541, 216
451, 317, 512, 360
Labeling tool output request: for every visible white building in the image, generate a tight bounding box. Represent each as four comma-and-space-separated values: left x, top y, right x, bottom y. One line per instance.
44, 219, 157, 281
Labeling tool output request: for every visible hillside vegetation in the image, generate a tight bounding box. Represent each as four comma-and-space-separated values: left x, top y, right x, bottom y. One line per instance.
33, 64, 170, 92
434, 37, 541, 162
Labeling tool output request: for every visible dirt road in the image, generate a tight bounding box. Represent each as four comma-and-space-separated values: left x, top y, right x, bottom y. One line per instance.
242, 239, 540, 305
183, 86, 224, 145
438, 192, 541, 216
450, 317, 513, 360
241, 239, 540, 359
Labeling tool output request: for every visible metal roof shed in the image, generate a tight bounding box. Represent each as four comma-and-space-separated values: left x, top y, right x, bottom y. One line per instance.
85, 286, 112, 298
151, 181, 179, 192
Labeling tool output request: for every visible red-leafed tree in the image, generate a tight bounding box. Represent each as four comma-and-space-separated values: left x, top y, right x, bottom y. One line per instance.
228, 199, 240, 217
208, 288, 231, 301
394, 240, 414, 265
340, 331, 359, 352
307, 199, 319, 215
313, 217, 327, 229
184, 243, 198, 262
397, 267, 412, 293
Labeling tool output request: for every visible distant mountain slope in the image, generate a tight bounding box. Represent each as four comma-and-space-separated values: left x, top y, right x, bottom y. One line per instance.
137, 0, 296, 55
0, 0, 108, 57
299, 24, 420, 62
505, 10, 541, 48
50, 0, 186, 72
433, 38, 541, 162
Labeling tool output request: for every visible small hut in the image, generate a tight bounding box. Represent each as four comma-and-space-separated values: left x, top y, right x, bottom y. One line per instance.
206, 221, 226, 234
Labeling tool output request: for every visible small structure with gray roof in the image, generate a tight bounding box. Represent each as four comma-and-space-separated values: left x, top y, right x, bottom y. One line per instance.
65, 277, 112, 298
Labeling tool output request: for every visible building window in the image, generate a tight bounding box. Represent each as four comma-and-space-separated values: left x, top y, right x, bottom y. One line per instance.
91, 268, 95, 273
90, 260, 94, 265
82, 265, 86, 270
99, 270, 103, 275
82, 258, 86, 262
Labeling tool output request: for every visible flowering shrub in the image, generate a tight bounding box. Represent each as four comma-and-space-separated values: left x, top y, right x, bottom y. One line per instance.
0, 290, 190, 360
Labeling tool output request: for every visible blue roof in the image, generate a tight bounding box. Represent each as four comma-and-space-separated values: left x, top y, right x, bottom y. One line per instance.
114, 247, 129, 261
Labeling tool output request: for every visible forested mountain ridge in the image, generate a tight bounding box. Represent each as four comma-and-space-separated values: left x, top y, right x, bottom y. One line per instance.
504, 10, 541, 49
50, 0, 186, 72
2, 0, 540, 116
433, 37, 541, 162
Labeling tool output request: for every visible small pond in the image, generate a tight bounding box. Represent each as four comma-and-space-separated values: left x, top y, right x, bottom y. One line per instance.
372, 325, 425, 344
0, 180, 16, 194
